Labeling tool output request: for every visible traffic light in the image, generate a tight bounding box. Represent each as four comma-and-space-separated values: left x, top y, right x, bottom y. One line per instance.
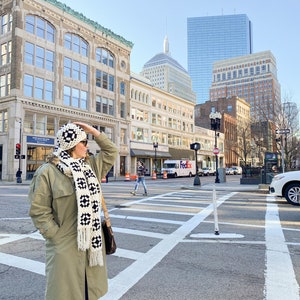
16, 143, 21, 155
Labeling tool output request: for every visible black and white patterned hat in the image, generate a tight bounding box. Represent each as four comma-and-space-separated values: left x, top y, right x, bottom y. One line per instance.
56, 123, 87, 150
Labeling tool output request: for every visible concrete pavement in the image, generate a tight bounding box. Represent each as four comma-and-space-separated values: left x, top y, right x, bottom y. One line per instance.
0, 176, 270, 194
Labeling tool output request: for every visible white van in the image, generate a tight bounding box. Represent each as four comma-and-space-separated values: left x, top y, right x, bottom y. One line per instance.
161, 160, 196, 178
231, 166, 242, 175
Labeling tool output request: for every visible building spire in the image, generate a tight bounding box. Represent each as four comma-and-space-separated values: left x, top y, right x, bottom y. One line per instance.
163, 35, 169, 55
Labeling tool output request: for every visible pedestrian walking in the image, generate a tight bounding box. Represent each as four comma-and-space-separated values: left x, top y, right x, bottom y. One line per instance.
28, 122, 117, 300
131, 161, 148, 195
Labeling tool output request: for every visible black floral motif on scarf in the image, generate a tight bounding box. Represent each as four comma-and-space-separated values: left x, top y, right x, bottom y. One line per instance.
89, 182, 100, 195
91, 200, 99, 212
70, 161, 81, 172
79, 194, 90, 207
76, 177, 87, 189
92, 235, 102, 248
80, 213, 91, 226
92, 218, 101, 231
84, 169, 96, 178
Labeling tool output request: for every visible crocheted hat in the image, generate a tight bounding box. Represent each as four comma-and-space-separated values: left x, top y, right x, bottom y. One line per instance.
56, 123, 87, 150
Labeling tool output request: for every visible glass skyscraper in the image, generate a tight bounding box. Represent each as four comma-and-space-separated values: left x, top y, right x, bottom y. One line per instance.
187, 14, 253, 104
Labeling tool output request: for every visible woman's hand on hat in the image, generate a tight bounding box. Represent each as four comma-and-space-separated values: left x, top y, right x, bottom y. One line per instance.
73, 122, 100, 137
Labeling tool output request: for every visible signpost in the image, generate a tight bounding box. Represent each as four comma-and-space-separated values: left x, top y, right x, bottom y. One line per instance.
213, 147, 219, 155
275, 128, 290, 135
275, 128, 290, 173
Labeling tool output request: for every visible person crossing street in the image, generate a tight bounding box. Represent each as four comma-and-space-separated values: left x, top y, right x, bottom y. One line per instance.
131, 161, 148, 196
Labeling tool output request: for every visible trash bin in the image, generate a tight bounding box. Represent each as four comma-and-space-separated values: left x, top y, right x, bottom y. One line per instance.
218, 167, 226, 183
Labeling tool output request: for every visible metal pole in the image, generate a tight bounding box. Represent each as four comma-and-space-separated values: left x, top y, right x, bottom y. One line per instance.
155, 147, 157, 174
213, 185, 219, 235
19, 121, 21, 171
281, 135, 285, 173
215, 129, 220, 183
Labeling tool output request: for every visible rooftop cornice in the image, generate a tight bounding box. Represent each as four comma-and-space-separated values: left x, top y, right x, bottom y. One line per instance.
41, 0, 134, 48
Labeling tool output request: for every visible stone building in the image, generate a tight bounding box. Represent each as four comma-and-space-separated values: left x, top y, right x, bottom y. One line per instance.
0, 0, 132, 180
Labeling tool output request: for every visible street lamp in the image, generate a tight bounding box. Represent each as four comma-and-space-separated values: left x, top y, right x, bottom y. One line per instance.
209, 112, 222, 183
190, 142, 201, 186
153, 141, 158, 174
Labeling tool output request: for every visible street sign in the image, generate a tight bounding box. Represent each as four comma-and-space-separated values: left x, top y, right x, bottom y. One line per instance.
275, 128, 290, 134
213, 147, 219, 155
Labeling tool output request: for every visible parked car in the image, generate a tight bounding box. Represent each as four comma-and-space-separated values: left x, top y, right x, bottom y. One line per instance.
226, 168, 234, 175
202, 167, 216, 176
197, 168, 204, 176
232, 166, 242, 175
269, 170, 300, 205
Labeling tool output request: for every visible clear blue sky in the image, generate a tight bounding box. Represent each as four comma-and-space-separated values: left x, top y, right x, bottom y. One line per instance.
60, 0, 300, 105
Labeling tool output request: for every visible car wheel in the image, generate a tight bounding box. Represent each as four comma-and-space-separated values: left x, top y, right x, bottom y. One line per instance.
174, 173, 177, 178
284, 183, 300, 206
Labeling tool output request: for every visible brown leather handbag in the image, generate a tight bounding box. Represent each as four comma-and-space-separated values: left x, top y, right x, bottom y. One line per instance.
101, 196, 117, 255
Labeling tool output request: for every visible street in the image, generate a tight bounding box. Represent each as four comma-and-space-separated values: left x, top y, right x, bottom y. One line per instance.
0, 176, 300, 300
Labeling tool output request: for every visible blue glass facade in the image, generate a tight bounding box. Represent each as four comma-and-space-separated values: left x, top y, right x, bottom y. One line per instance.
187, 14, 253, 104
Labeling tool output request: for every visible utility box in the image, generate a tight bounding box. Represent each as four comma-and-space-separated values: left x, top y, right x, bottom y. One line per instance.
218, 168, 226, 183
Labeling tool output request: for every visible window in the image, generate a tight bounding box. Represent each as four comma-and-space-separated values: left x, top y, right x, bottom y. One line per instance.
95, 95, 114, 116
0, 73, 10, 96
0, 110, 8, 132
1, 13, 12, 34
120, 102, 125, 118
25, 42, 54, 71
109, 75, 114, 92
25, 15, 55, 42
96, 48, 114, 68
1, 41, 11, 65
95, 70, 114, 91
24, 74, 53, 101
63, 57, 88, 82
63, 86, 88, 109
64, 33, 88, 56
120, 81, 125, 95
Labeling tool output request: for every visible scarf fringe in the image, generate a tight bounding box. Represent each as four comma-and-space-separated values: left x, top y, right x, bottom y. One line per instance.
89, 249, 104, 266
77, 228, 91, 251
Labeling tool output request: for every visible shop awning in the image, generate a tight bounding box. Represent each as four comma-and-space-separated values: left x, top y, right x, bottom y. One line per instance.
130, 149, 171, 158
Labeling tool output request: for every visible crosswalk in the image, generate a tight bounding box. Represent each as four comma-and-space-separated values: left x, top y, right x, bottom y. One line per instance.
1, 190, 299, 300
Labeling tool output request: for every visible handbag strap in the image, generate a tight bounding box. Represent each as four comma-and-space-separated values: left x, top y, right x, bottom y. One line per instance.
101, 196, 111, 227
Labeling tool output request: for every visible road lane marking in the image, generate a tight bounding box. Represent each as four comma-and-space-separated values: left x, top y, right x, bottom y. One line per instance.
0, 252, 45, 275
101, 192, 236, 300
264, 195, 299, 300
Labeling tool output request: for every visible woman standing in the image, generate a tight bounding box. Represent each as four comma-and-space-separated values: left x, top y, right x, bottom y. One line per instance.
29, 122, 117, 300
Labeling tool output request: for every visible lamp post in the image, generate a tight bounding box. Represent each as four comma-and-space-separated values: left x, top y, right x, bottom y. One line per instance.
153, 141, 158, 174
16, 119, 22, 183
209, 112, 222, 183
190, 142, 201, 186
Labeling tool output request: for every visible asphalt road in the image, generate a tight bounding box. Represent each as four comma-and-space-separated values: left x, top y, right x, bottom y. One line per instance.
0, 176, 299, 300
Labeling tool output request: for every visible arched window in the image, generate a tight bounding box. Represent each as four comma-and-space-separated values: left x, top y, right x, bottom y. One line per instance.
96, 47, 114, 68
64, 33, 88, 56
25, 15, 55, 42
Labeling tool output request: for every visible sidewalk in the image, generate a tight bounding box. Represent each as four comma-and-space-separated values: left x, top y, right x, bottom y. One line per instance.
0, 176, 270, 193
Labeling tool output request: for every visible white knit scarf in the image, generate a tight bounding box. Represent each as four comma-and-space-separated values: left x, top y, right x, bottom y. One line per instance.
53, 149, 103, 266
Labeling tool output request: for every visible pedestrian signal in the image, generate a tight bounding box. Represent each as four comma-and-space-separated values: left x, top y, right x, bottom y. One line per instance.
16, 143, 21, 155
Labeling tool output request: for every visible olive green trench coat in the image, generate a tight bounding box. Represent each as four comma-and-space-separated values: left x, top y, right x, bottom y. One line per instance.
29, 133, 117, 300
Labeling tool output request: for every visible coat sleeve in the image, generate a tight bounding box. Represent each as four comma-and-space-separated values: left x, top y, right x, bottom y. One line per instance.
28, 164, 60, 239
89, 133, 118, 180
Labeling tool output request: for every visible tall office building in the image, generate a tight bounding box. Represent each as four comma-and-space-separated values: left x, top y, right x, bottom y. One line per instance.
187, 14, 253, 104
141, 36, 196, 103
